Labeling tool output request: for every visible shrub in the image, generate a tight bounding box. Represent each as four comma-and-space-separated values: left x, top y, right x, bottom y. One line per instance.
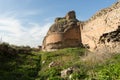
0, 42, 32, 57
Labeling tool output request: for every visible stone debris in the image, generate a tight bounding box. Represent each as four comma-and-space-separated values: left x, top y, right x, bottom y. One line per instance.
61, 67, 73, 78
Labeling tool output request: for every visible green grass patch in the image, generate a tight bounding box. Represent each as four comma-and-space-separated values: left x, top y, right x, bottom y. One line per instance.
38, 48, 86, 80
0, 52, 41, 80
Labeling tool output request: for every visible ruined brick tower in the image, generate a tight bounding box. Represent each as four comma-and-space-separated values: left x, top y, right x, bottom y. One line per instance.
42, 11, 83, 51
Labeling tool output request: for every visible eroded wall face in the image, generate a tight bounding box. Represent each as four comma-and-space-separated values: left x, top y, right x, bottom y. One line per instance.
42, 26, 82, 51
63, 26, 81, 47
81, 7, 120, 51
42, 33, 63, 51
46, 33, 63, 45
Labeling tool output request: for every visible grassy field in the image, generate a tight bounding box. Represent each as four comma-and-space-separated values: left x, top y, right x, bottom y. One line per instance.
37, 48, 86, 80
38, 48, 120, 80
0, 46, 120, 80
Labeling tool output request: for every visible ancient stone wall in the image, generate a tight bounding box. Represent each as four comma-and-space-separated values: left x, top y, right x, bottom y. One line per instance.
42, 2, 120, 52
42, 11, 83, 51
81, 2, 120, 52
63, 26, 81, 47
42, 26, 81, 51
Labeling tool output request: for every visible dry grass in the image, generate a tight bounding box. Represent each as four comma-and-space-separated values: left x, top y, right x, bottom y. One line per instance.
81, 51, 114, 66
81, 43, 120, 66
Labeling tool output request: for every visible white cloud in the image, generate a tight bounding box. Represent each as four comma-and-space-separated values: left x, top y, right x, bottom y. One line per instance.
0, 17, 51, 47
0, 18, 23, 35
0, 9, 42, 20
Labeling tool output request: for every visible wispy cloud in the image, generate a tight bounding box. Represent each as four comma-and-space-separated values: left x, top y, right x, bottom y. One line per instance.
0, 16, 51, 47
0, 10, 42, 18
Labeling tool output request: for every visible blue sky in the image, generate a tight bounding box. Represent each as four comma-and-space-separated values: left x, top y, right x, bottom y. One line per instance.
0, 0, 117, 47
